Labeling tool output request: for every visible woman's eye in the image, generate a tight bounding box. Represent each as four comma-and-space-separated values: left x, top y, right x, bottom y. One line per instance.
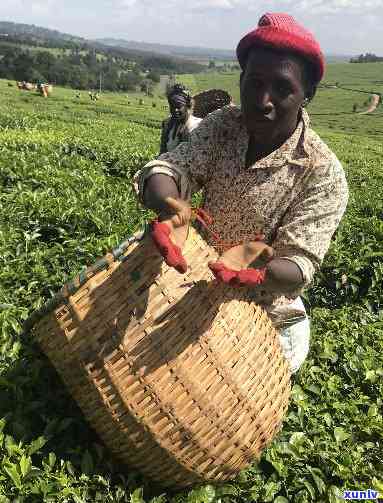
244, 76, 261, 88
276, 84, 291, 96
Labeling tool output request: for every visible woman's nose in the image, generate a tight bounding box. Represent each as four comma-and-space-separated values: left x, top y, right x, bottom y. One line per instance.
255, 89, 273, 113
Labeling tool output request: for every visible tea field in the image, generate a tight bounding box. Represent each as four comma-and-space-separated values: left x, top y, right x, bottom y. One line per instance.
0, 62, 382, 502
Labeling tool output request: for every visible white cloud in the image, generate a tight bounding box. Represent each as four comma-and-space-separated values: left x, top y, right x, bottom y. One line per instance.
0, 0, 382, 54
167, 0, 383, 14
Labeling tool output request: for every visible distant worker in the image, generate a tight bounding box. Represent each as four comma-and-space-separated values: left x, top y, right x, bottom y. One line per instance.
159, 83, 202, 154
89, 91, 99, 101
37, 82, 48, 98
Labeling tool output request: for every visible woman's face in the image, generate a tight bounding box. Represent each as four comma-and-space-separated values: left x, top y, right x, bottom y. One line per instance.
168, 95, 189, 122
240, 47, 307, 146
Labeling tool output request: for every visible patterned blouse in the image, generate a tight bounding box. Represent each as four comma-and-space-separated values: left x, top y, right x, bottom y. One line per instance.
134, 105, 349, 328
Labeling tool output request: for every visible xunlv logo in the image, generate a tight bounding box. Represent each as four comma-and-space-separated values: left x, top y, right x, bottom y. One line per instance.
343, 489, 380, 500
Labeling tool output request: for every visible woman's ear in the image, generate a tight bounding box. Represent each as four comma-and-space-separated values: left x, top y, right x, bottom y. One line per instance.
302, 85, 317, 107
306, 85, 317, 103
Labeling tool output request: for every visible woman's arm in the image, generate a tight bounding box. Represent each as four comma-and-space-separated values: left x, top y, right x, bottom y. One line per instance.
134, 109, 222, 209
263, 258, 304, 294
268, 156, 349, 293
143, 173, 181, 219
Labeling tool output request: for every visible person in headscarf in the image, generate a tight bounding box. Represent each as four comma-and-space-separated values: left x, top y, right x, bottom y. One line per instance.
159, 84, 202, 154
134, 13, 349, 374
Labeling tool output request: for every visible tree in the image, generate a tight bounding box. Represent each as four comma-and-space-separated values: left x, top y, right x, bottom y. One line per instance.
140, 78, 154, 95
147, 70, 160, 83
118, 72, 141, 91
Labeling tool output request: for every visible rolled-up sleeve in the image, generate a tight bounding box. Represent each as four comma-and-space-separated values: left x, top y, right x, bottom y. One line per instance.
272, 156, 349, 287
133, 112, 219, 204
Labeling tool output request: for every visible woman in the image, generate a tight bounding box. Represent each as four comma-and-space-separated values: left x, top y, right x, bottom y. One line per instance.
134, 13, 349, 373
159, 83, 202, 153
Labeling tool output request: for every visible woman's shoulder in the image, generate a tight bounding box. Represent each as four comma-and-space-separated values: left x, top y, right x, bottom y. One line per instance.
198, 104, 242, 134
207, 103, 241, 121
305, 128, 340, 164
304, 128, 347, 187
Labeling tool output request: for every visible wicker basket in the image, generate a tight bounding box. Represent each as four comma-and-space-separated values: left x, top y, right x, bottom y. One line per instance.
28, 225, 291, 489
193, 89, 232, 119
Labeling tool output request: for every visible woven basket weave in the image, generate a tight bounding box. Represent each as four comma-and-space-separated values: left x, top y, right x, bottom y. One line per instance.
30, 225, 291, 488
193, 89, 232, 119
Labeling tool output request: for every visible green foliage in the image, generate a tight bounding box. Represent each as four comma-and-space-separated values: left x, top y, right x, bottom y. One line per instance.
0, 73, 382, 501
304, 132, 383, 314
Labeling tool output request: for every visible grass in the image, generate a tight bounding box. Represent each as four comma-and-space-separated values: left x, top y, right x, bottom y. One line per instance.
178, 62, 383, 138
0, 62, 382, 501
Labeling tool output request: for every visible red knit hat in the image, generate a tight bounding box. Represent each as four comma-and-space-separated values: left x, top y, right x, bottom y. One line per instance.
236, 13, 325, 84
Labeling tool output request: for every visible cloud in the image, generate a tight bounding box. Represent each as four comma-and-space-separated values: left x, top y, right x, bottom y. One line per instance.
286, 0, 382, 14
117, 0, 383, 12
0, 0, 381, 54
188, 0, 235, 9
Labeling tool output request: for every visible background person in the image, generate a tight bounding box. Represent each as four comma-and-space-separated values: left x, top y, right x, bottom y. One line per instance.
159, 83, 202, 154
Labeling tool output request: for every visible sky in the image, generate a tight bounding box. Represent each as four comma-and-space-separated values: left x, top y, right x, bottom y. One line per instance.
0, 0, 382, 56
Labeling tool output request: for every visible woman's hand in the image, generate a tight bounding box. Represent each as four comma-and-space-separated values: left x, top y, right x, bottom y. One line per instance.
213, 241, 274, 271
208, 241, 274, 286
159, 197, 191, 249
162, 196, 192, 229
150, 197, 191, 273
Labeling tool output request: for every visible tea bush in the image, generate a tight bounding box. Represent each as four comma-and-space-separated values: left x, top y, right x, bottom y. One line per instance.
0, 77, 382, 501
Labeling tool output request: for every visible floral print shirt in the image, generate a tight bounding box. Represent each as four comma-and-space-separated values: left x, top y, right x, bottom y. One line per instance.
134, 105, 349, 328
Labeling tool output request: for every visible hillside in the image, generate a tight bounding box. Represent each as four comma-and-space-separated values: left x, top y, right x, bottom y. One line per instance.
96, 38, 235, 61
98, 38, 351, 63
0, 21, 84, 43
0, 21, 206, 90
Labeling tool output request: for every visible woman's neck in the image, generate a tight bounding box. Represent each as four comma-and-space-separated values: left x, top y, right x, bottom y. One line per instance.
246, 113, 301, 164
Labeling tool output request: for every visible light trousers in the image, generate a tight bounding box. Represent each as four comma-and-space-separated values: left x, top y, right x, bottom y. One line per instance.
278, 297, 310, 374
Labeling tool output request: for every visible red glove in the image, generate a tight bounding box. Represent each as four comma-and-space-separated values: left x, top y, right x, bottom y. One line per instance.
207, 261, 238, 283
231, 266, 267, 286
150, 219, 187, 273
208, 261, 266, 287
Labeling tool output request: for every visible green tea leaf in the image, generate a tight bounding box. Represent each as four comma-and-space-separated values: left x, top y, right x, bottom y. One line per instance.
28, 436, 47, 455
19, 454, 32, 478
130, 488, 145, 503
334, 427, 350, 443
4, 462, 21, 488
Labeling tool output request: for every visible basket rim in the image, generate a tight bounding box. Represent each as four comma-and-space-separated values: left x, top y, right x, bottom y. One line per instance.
22, 226, 148, 334
193, 88, 232, 100
192, 88, 233, 118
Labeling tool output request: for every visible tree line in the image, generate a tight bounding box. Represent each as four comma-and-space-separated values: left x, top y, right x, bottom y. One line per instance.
0, 42, 204, 91
350, 53, 383, 63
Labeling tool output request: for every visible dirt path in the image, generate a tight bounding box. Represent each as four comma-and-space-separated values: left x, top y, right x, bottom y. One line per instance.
359, 94, 380, 114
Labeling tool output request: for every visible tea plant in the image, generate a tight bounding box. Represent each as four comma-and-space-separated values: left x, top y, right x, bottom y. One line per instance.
0, 73, 382, 501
